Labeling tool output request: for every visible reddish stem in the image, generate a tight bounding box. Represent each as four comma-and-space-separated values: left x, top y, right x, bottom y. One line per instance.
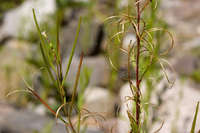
135, 0, 141, 131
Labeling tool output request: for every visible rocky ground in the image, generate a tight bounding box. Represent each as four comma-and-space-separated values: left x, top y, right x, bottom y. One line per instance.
0, 0, 200, 133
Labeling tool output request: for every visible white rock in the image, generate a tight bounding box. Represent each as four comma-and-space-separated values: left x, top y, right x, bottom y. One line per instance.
118, 83, 132, 133
34, 105, 46, 115
0, 0, 56, 39
118, 82, 146, 133
118, 0, 129, 8
197, 26, 200, 35
150, 79, 200, 133
118, 73, 200, 133
74, 0, 89, 2
122, 33, 136, 50
84, 87, 116, 117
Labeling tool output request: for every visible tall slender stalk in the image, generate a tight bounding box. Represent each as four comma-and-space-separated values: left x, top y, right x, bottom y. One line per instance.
105, 0, 175, 132
135, 0, 141, 131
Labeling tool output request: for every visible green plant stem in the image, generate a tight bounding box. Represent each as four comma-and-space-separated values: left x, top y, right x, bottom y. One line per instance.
62, 17, 82, 87
56, 13, 63, 83
190, 102, 199, 133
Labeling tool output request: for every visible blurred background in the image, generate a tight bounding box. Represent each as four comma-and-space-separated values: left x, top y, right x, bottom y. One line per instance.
0, 0, 200, 133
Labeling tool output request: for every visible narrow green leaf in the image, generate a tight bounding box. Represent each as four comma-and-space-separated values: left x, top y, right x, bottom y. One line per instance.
56, 12, 63, 80
62, 17, 82, 86
190, 101, 199, 133
32, 9, 57, 74
32, 9, 45, 46
39, 43, 56, 85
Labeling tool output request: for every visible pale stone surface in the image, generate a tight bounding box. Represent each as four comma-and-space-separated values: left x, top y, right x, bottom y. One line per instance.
161, 0, 200, 45
118, 76, 200, 133
150, 78, 200, 133
122, 33, 136, 50
84, 87, 117, 117
0, 0, 56, 40
118, 82, 147, 133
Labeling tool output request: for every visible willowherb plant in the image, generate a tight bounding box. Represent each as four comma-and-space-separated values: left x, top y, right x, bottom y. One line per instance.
105, 0, 200, 133
105, 0, 174, 132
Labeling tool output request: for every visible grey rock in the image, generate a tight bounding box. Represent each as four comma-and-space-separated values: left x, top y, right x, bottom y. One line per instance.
173, 54, 200, 75
0, 102, 66, 133
0, 102, 105, 133
86, 129, 103, 133
62, 56, 110, 90
60, 9, 104, 57
161, 0, 200, 42
181, 38, 200, 51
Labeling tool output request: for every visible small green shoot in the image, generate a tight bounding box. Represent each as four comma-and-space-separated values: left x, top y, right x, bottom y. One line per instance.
190, 101, 200, 133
